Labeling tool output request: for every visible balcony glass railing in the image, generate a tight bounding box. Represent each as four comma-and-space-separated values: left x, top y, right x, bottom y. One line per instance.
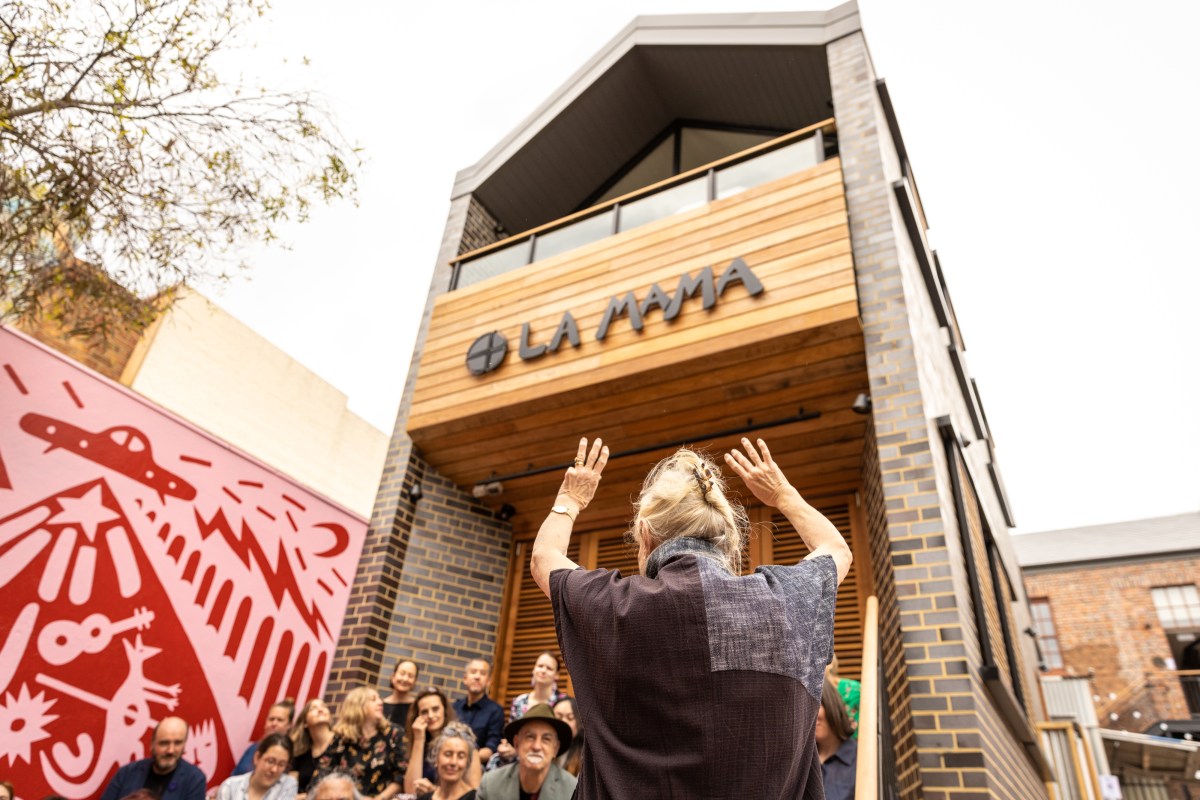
453, 120, 835, 290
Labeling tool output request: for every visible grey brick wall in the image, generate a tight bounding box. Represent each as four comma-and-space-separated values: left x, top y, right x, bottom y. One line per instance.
829, 31, 1045, 799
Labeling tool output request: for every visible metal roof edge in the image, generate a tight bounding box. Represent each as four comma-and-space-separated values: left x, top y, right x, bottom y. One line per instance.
450, 2, 861, 200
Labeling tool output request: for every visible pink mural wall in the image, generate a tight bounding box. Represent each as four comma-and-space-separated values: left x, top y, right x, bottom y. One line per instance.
0, 327, 368, 797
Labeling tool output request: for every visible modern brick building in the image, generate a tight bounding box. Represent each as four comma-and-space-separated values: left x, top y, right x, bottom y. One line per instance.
333, 4, 1052, 797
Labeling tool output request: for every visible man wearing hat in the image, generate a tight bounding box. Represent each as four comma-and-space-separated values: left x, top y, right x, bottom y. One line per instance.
477, 704, 577, 800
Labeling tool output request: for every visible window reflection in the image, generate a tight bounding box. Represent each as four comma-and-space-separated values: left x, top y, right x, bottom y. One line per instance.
455, 128, 830, 290
533, 211, 615, 262
596, 137, 675, 204
680, 128, 773, 172
617, 177, 707, 233
456, 239, 533, 289
715, 137, 822, 200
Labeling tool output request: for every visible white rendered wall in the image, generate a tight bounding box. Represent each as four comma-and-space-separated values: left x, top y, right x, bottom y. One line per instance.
123, 290, 386, 517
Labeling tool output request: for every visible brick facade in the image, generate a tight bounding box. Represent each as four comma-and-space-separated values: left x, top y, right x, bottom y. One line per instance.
1025, 557, 1200, 727
16, 301, 143, 380
380, 458, 512, 689
459, 196, 503, 256
830, 31, 1046, 799
861, 418, 922, 799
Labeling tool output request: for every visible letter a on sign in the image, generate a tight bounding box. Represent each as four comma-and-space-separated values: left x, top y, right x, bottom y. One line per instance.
716, 257, 764, 298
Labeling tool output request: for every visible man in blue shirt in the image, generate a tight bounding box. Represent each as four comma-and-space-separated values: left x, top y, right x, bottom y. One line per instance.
100, 716, 207, 800
452, 657, 504, 769
230, 699, 294, 776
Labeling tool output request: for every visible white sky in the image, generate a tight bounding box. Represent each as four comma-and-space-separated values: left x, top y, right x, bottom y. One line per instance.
205, 0, 1200, 534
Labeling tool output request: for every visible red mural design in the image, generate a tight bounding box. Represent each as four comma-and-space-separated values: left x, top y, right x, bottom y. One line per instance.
0, 328, 367, 798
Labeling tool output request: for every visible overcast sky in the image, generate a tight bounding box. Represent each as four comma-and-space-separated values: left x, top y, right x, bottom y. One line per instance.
205, 0, 1199, 534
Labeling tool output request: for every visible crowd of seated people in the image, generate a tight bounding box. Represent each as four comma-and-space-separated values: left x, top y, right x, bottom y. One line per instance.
73, 648, 859, 800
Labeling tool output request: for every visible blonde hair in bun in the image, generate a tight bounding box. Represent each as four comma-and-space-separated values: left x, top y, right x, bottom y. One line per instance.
634, 448, 748, 574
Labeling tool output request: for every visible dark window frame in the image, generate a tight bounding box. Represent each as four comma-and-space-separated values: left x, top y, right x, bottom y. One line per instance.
1029, 597, 1065, 671
938, 416, 1048, 776
578, 118, 790, 211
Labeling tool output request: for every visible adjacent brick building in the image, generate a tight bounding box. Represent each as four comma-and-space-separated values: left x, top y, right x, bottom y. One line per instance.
1015, 512, 1200, 733
335, 4, 1053, 796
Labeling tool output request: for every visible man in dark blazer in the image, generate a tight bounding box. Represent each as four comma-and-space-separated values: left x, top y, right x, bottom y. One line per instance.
476, 704, 576, 800
100, 716, 207, 800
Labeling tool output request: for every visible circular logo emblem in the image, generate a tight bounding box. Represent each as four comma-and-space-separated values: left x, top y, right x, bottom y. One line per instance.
466, 331, 508, 375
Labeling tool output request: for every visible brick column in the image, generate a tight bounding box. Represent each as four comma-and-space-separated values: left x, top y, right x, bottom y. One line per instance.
829, 32, 1046, 799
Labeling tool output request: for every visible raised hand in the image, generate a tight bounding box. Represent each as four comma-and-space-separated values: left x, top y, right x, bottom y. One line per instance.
724, 438, 795, 509
557, 437, 609, 510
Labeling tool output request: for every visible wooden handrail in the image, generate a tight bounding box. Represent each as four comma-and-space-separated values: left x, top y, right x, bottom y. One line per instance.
856, 595, 880, 800
452, 117, 837, 266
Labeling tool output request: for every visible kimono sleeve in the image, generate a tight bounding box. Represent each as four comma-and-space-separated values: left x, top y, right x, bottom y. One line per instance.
549, 566, 622, 672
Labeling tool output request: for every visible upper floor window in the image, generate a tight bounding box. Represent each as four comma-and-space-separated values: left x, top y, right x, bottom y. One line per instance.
1151, 585, 1200, 630
1029, 598, 1063, 671
590, 124, 781, 206
453, 123, 832, 291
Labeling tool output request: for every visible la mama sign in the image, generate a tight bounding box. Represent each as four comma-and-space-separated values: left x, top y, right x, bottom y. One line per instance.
465, 257, 764, 376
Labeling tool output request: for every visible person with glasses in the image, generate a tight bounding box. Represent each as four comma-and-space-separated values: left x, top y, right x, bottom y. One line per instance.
216, 732, 298, 800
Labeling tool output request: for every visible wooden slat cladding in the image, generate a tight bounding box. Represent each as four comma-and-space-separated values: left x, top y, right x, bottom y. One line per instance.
408, 159, 860, 493
495, 537, 582, 713
493, 499, 867, 714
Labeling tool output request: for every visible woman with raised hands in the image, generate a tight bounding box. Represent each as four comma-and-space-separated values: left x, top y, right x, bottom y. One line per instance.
531, 436, 851, 799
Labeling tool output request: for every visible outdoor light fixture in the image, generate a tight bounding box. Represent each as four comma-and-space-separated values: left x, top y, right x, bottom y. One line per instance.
404, 483, 424, 502
472, 481, 504, 498
496, 504, 517, 522
851, 393, 872, 415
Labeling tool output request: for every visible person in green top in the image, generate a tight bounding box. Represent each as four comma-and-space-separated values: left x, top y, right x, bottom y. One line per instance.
827, 654, 861, 738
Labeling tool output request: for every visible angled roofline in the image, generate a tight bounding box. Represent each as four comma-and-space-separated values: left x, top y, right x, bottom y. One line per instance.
451, 2, 861, 200
1013, 510, 1200, 569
